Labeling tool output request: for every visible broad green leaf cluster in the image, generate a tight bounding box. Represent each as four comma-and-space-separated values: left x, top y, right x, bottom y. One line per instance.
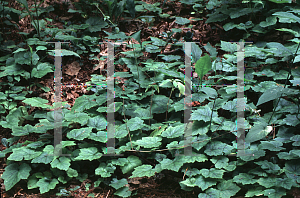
0, 0, 300, 197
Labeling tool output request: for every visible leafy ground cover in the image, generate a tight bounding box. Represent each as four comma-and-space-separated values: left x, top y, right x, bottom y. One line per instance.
1, 0, 300, 197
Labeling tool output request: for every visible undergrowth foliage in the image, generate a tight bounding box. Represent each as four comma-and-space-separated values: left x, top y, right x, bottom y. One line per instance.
0, 0, 300, 197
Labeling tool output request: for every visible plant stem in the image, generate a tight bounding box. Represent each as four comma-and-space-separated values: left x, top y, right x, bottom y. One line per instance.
95, 4, 116, 28
34, 0, 40, 39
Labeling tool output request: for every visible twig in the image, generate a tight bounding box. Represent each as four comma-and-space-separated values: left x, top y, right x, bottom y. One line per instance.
105, 190, 110, 198
182, 167, 188, 180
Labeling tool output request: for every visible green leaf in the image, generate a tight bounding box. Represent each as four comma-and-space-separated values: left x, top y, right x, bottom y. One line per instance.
150, 37, 167, 46
283, 161, 300, 178
50, 156, 71, 171
7, 147, 42, 161
263, 187, 288, 197
47, 49, 81, 58
277, 28, 300, 38
2, 162, 31, 191
114, 0, 126, 20
134, 137, 162, 148
87, 115, 107, 130
258, 141, 285, 151
239, 145, 266, 162
36, 177, 59, 194
161, 55, 181, 62
95, 163, 116, 177
67, 127, 93, 141
150, 125, 168, 137
54, 32, 79, 41
199, 87, 218, 99
121, 50, 144, 57
173, 81, 185, 97
175, 17, 190, 25
104, 30, 129, 40
283, 114, 300, 126
206, 13, 228, 23
121, 156, 142, 174
291, 135, 300, 146
160, 156, 186, 172
191, 106, 217, 122
27, 173, 41, 189
71, 95, 99, 112
200, 168, 225, 179
16, 0, 30, 13
114, 186, 132, 197
151, 95, 172, 114
145, 45, 161, 53
67, 167, 78, 178
294, 55, 300, 63
31, 63, 53, 78
266, 42, 293, 56
220, 41, 237, 53
26, 38, 47, 46
223, 22, 238, 31
217, 180, 241, 198
245, 122, 272, 143
22, 97, 51, 109
130, 164, 156, 178
254, 160, 281, 174
204, 42, 218, 57
273, 11, 300, 23
181, 175, 217, 191
126, 0, 136, 18
31, 19, 46, 33
210, 156, 229, 169
88, 131, 107, 143
127, 117, 144, 131
134, 108, 152, 119
74, 147, 102, 161
245, 187, 265, 197
115, 124, 129, 139
65, 112, 90, 125
256, 86, 299, 106
251, 81, 279, 93
131, 30, 141, 44
85, 16, 108, 32
233, 173, 256, 185
180, 0, 202, 4
31, 151, 54, 164
191, 43, 202, 63
195, 54, 212, 84
1, 138, 9, 147
260, 16, 277, 27
204, 141, 234, 156
268, 0, 292, 3
229, 8, 256, 19
161, 124, 185, 138
12, 124, 34, 136
110, 178, 128, 190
